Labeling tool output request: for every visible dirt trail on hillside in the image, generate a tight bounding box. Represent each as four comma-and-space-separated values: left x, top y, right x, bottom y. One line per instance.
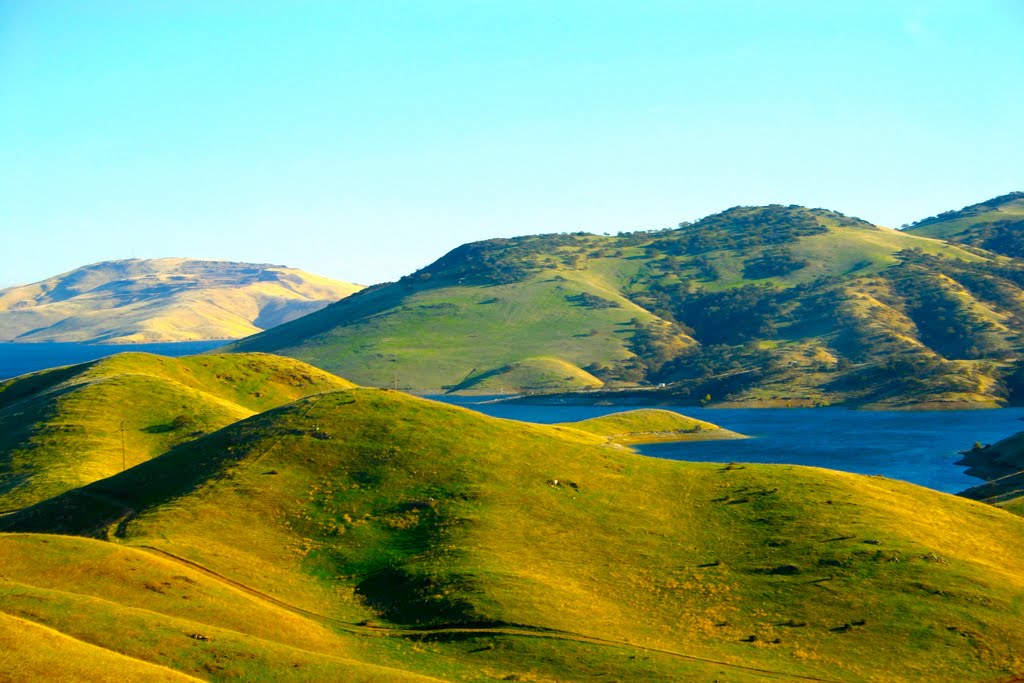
138, 544, 849, 683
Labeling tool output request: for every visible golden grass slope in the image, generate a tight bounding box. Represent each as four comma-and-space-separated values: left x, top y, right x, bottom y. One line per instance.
0, 534, 449, 682
0, 352, 354, 511
0, 612, 202, 683
0, 257, 363, 343
5, 388, 1024, 681
0, 534, 774, 683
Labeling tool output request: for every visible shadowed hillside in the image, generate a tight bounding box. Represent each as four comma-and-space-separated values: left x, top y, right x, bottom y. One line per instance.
4, 388, 1024, 681
0, 534, 449, 682
227, 200, 1024, 408
958, 429, 1024, 516
0, 352, 353, 510
0, 258, 363, 343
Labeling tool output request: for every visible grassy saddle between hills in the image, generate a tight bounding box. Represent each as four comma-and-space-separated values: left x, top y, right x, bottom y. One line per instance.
2, 387, 1024, 681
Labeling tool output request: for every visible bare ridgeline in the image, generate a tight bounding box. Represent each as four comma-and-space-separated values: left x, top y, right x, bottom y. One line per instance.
0, 257, 362, 344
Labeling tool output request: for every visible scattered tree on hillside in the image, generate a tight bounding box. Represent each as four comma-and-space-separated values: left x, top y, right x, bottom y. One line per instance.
565, 292, 620, 309
742, 247, 809, 279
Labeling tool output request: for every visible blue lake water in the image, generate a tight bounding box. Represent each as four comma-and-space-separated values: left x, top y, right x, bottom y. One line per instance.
2, 341, 1019, 496
435, 397, 1024, 494
0, 341, 228, 381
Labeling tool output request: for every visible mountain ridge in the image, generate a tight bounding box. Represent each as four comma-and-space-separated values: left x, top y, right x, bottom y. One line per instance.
228, 198, 1024, 408
0, 257, 363, 343
904, 192, 1024, 257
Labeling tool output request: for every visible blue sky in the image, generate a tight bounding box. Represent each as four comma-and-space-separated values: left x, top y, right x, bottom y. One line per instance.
1, 1, 1022, 288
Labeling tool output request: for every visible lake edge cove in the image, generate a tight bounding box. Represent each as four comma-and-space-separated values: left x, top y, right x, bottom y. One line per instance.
436, 396, 1024, 495
2, 347, 1018, 495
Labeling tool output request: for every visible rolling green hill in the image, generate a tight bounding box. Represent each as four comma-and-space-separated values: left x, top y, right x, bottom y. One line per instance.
226, 239, 680, 392
3, 387, 1024, 681
227, 200, 1024, 408
0, 258, 363, 343
905, 192, 1024, 257
0, 352, 353, 511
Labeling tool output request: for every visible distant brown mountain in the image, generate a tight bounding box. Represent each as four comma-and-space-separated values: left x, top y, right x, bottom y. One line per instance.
0, 258, 362, 343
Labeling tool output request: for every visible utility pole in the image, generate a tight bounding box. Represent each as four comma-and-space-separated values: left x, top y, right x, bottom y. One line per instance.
120, 420, 127, 472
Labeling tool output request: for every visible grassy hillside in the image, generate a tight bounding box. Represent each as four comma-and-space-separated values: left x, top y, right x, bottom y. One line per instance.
5, 388, 1024, 681
227, 201, 1024, 408
0, 352, 353, 511
0, 610, 202, 683
226, 247, 678, 391
0, 257, 363, 343
905, 192, 1024, 256
0, 534, 449, 682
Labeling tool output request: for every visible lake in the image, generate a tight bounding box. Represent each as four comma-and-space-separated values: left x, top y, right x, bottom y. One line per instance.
0, 341, 228, 381
436, 397, 1024, 494
2, 341, 1019, 495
